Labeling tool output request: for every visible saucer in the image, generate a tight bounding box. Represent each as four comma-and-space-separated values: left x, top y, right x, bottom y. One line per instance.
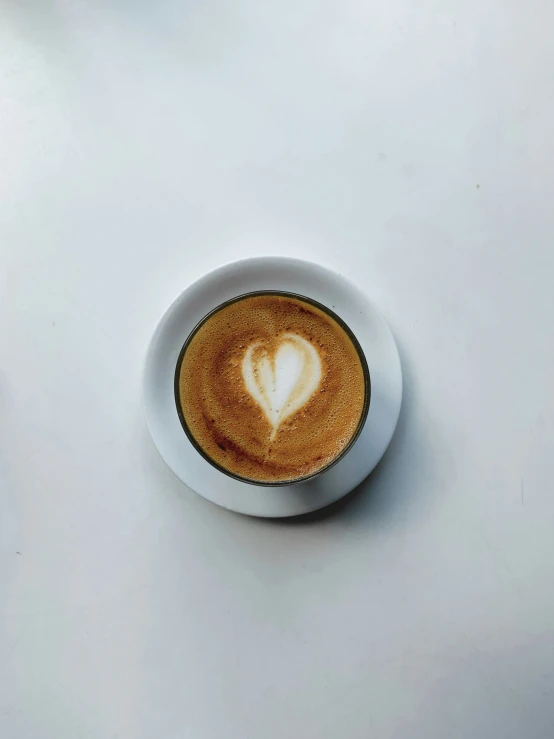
143, 257, 402, 517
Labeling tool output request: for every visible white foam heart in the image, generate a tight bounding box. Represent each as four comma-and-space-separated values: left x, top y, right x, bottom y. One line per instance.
242, 333, 322, 437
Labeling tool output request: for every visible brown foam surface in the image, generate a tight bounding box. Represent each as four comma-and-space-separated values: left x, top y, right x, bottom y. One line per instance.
177, 294, 367, 483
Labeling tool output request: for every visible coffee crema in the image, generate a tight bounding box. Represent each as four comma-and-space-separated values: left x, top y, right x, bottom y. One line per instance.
176, 293, 369, 484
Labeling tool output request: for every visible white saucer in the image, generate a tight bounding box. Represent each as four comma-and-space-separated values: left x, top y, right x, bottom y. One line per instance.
143, 257, 402, 517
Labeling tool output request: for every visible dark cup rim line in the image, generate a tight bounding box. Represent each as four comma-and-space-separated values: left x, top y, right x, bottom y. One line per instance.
174, 290, 371, 487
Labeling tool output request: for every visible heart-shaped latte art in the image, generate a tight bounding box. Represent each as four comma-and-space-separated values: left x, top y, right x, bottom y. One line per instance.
242, 333, 322, 437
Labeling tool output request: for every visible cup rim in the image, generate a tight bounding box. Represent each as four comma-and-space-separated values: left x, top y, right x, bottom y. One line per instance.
174, 290, 371, 487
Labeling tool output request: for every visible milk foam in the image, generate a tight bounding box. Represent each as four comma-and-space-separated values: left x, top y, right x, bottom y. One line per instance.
242, 333, 322, 437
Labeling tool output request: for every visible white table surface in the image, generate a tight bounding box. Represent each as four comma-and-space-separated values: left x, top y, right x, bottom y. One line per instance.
2, 2, 554, 737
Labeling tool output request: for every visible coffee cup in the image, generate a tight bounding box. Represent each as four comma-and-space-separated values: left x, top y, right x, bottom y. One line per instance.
175, 291, 370, 486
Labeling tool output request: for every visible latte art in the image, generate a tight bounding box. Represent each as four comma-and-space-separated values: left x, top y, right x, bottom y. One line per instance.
176, 293, 369, 484
242, 333, 322, 437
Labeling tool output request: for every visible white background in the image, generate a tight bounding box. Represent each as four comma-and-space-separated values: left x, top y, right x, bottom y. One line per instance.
2, 1, 554, 737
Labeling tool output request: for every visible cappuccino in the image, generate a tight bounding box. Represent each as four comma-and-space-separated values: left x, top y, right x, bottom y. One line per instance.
176, 292, 369, 484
